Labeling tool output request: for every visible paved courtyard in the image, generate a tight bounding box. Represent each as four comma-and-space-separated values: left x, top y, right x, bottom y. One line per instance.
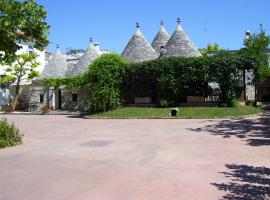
0, 114, 269, 200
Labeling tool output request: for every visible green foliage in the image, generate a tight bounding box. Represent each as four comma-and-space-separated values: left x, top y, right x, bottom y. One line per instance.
126, 53, 258, 107
244, 25, 270, 55
241, 24, 270, 83
0, 0, 50, 63
87, 53, 129, 113
0, 118, 21, 148
159, 99, 174, 108
44, 54, 129, 115
42, 77, 64, 89
1, 53, 40, 110
258, 63, 270, 83
200, 43, 221, 56
43, 53, 259, 110
1, 53, 40, 84
43, 74, 88, 90
126, 57, 210, 106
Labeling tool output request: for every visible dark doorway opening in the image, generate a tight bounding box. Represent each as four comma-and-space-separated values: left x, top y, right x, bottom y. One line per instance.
39, 94, 44, 103
58, 89, 62, 109
72, 94, 78, 102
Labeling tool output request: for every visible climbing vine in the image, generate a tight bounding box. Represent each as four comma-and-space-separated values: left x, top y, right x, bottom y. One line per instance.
43, 52, 259, 111
43, 73, 88, 90
125, 52, 259, 107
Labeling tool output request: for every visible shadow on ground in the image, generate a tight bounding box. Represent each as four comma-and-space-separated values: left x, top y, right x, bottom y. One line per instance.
66, 112, 88, 119
212, 164, 270, 200
188, 106, 270, 146
66, 115, 85, 119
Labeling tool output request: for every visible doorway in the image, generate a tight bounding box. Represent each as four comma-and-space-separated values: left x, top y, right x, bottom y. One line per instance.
58, 89, 62, 109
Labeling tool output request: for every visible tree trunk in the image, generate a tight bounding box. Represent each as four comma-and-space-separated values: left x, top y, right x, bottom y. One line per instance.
12, 80, 20, 111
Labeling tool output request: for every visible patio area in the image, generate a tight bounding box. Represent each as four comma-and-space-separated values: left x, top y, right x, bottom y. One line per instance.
0, 113, 269, 200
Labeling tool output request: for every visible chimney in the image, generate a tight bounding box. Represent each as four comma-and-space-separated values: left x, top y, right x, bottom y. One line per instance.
245, 30, 251, 41
93, 43, 100, 52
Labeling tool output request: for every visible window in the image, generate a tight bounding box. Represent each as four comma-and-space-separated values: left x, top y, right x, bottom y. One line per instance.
72, 94, 77, 102
40, 94, 44, 103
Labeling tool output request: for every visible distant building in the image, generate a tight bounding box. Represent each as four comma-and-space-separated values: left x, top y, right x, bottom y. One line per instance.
65, 39, 111, 77
0, 42, 49, 110
64, 49, 85, 65
64, 43, 110, 65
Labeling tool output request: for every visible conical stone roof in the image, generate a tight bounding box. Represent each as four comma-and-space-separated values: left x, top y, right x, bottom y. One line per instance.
162, 18, 201, 58
65, 63, 77, 77
121, 23, 158, 62
151, 21, 170, 55
41, 47, 68, 78
68, 38, 100, 76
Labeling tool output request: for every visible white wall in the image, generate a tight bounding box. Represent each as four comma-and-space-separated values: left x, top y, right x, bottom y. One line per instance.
16, 42, 46, 77
0, 42, 47, 85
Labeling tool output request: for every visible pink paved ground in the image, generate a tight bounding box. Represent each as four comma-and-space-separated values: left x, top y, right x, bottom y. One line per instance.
0, 114, 269, 200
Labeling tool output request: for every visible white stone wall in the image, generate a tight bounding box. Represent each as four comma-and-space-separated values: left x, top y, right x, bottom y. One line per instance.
245, 70, 255, 101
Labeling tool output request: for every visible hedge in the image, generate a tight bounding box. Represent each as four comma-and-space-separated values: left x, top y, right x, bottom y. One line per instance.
43, 52, 259, 112
125, 52, 258, 107
86, 53, 129, 113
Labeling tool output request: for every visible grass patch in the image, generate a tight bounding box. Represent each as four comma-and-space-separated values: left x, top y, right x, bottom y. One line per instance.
87, 106, 261, 119
0, 118, 22, 148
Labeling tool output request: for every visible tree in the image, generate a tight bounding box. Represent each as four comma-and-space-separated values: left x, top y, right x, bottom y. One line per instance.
1, 53, 40, 111
241, 24, 270, 83
87, 53, 129, 113
200, 43, 221, 56
0, 0, 49, 64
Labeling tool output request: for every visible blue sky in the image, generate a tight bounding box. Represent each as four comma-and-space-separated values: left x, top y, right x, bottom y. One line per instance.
37, 0, 270, 53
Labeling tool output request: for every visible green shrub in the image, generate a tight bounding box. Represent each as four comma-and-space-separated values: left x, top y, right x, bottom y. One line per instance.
0, 118, 21, 148
126, 53, 259, 107
159, 99, 174, 108
87, 53, 129, 113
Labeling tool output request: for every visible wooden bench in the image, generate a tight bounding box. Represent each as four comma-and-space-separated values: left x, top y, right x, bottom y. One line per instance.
134, 97, 152, 104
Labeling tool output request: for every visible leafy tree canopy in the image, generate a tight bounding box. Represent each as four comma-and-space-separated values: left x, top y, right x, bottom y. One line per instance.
0, 0, 50, 63
240, 24, 270, 83
244, 24, 270, 55
1, 53, 40, 111
200, 43, 222, 56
